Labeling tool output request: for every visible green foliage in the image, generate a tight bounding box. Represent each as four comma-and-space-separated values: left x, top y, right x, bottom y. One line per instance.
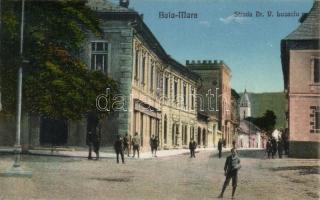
231, 88, 240, 101
0, 0, 118, 120
247, 109, 277, 134
240, 92, 287, 128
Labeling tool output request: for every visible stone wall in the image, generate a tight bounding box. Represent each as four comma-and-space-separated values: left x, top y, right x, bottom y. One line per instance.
289, 141, 320, 158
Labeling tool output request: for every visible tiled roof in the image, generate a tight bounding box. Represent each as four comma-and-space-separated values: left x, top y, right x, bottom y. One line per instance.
284, 0, 320, 40
238, 120, 261, 135
86, 0, 134, 13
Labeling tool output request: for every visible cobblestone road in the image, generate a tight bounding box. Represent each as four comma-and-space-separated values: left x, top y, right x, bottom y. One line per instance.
0, 150, 319, 200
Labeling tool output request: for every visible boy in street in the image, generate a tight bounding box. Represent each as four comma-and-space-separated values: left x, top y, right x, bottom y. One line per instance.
218, 148, 241, 199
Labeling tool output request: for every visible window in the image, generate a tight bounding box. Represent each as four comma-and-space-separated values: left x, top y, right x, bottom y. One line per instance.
174, 80, 178, 102
140, 113, 144, 146
134, 50, 139, 80
191, 88, 195, 110
141, 57, 146, 84
183, 125, 187, 145
310, 106, 320, 133
150, 63, 154, 91
91, 41, 108, 73
314, 59, 320, 83
183, 83, 187, 108
164, 115, 167, 144
172, 124, 175, 145
164, 77, 169, 97
156, 70, 161, 91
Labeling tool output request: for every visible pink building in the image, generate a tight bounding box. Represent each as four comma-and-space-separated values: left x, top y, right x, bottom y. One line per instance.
281, 0, 320, 158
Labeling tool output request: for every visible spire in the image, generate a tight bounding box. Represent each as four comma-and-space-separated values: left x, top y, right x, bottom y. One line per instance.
240, 89, 251, 107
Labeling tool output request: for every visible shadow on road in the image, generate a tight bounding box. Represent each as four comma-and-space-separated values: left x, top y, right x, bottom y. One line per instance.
210, 149, 267, 159
91, 177, 132, 182
271, 165, 320, 175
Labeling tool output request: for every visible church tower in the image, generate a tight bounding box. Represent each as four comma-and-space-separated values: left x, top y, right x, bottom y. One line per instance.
239, 89, 251, 120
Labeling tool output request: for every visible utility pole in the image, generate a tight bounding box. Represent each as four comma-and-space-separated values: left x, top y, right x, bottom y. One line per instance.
2, 0, 32, 177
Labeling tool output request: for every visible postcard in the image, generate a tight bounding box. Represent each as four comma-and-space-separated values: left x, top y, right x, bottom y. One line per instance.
0, 0, 319, 199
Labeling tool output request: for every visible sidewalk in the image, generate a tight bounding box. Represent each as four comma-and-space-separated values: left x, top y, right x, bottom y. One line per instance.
0, 146, 218, 160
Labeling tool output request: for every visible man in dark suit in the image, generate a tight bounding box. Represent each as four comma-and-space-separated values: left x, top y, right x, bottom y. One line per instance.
86, 112, 100, 160
189, 139, 197, 158
114, 135, 125, 164
218, 139, 223, 158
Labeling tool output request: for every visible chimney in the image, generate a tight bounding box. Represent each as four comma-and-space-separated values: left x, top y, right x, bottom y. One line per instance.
120, 0, 129, 8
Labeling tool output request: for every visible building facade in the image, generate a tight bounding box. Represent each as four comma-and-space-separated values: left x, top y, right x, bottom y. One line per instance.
0, 0, 234, 151
186, 60, 235, 147
281, 0, 320, 158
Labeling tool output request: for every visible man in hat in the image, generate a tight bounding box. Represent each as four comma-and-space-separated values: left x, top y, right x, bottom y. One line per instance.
114, 135, 125, 164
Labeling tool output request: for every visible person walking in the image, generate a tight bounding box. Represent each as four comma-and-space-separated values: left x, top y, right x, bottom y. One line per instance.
150, 135, 159, 157
277, 139, 283, 158
114, 135, 125, 164
123, 133, 130, 157
132, 132, 141, 158
271, 137, 277, 159
218, 139, 223, 158
189, 139, 197, 158
86, 113, 100, 160
218, 148, 241, 199
266, 138, 272, 159
92, 123, 101, 160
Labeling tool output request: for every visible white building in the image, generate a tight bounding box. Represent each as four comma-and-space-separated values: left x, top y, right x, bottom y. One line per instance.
239, 89, 251, 120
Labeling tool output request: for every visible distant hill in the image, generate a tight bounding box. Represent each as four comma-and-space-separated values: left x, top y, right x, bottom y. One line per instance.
239, 92, 287, 129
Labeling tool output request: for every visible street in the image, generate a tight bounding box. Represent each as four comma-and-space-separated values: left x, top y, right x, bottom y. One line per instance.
0, 149, 319, 200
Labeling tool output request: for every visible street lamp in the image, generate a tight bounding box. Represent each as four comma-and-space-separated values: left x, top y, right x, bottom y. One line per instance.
2, 0, 32, 177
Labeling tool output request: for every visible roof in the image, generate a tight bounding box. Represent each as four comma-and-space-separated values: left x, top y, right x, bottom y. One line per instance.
238, 119, 261, 135
281, 0, 320, 90
86, 0, 134, 12
284, 0, 320, 40
186, 60, 232, 74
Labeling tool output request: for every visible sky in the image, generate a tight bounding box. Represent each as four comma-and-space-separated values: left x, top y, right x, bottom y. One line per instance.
117, 0, 314, 93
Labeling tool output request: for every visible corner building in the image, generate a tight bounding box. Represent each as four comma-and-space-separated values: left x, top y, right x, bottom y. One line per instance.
281, 0, 320, 158
85, 0, 202, 151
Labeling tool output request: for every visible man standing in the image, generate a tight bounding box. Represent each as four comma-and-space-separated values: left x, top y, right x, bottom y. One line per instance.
271, 137, 277, 159
266, 138, 272, 159
218, 148, 241, 199
86, 112, 100, 160
150, 135, 159, 157
132, 132, 141, 158
123, 133, 130, 157
114, 135, 125, 164
92, 122, 101, 160
218, 139, 223, 158
277, 139, 283, 159
189, 139, 197, 158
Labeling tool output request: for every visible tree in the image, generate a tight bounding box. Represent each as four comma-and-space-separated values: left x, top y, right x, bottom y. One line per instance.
0, 0, 118, 120
246, 110, 277, 134
231, 88, 240, 101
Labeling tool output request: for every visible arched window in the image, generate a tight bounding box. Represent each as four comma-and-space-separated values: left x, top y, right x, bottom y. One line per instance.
164, 115, 167, 144
197, 127, 201, 145
202, 129, 206, 146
